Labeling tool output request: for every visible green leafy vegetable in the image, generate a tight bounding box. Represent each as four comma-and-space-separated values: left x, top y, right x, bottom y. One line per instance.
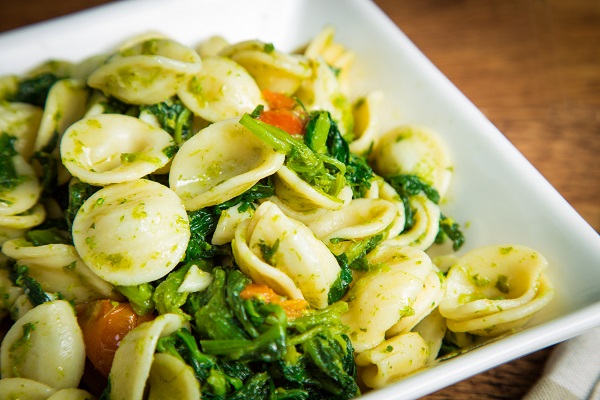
182, 266, 359, 399
65, 180, 101, 230
140, 98, 193, 145
29, 131, 59, 197
10, 73, 60, 107
153, 260, 211, 316
344, 153, 374, 198
184, 208, 223, 262
9, 264, 51, 306
116, 283, 155, 316
239, 113, 345, 199
387, 174, 465, 250
0, 133, 26, 192
436, 213, 465, 251
24, 227, 70, 246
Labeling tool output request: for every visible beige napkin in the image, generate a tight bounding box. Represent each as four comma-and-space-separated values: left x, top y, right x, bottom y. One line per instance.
524, 326, 600, 400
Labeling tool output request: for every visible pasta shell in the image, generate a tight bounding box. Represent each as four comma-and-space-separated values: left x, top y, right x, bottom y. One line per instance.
355, 332, 429, 389
349, 91, 383, 155
0, 300, 86, 389
0, 204, 46, 230
34, 79, 89, 154
307, 198, 398, 254
0, 378, 56, 400
263, 185, 353, 225
232, 201, 340, 309
364, 178, 406, 239
61, 114, 175, 185
220, 40, 311, 94
88, 38, 202, 105
386, 270, 445, 337
295, 56, 354, 136
0, 101, 43, 159
342, 246, 433, 353
2, 239, 121, 303
0, 75, 19, 101
169, 119, 285, 211
303, 26, 355, 93
47, 388, 97, 400
195, 35, 230, 57
72, 179, 190, 286
177, 56, 263, 122
439, 244, 549, 321
109, 313, 188, 400
0, 154, 42, 216
147, 353, 201, 400
274, 165, 346, 212
370, 125, 453, 199
211, 202, 255, 246
447, 274, 554, 336
411, 308, 447, 365
383, 193, 441, 250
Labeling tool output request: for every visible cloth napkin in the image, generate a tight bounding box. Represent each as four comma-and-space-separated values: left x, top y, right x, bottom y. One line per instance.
524, 326, 600, 400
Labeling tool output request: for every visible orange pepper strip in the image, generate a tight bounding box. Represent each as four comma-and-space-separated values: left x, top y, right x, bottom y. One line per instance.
258, 109, 306, 136
262, 89, 296, 110
240, 283, 308, 320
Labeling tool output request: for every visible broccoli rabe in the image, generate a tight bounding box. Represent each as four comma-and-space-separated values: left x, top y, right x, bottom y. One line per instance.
10, 72, 60, 107
183, 178, 274, 262
239, 113, 345, 200
9, 264, 51, 307
140, 98, 193, 145
181, 266, 359, 399
29, 131, 59, 197
387, 174, 465, 250
65, 180, 101, 229
0, 133, 26, 193
116, 283, 155, 316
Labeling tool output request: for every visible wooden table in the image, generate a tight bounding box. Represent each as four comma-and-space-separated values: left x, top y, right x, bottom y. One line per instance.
1, 1, 598, 399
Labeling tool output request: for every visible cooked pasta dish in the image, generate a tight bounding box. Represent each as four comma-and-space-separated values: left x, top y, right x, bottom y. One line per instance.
0, 27, 554, 399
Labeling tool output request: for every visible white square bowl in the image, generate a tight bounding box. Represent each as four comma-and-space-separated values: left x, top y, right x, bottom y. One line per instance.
1, 0, 599, 398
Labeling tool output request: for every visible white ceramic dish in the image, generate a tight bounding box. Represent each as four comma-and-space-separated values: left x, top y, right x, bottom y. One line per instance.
1, 0, 599, 398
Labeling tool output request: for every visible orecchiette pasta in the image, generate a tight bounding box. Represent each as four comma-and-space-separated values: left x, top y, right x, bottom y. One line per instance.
0, 300, 86, 389
364, 178, 406, 238
72, 179, 190, 286
439, 244, 554, 336
0, 154, 42, 216
0, 378, 57, 400
34, 79, 89, 154
87, 38, 202, 105
0, 101, 42, 159
355, 332, 429, 389
295, 56, 354, 136
0, 24, 556, 399
61, 114, 175, 185
349, 91, 383, 155
307, 198, 398, 254
370, 125, 453, 199
303, 25, 355, 90
110, 313, 190, 400
177, 56, 263, 122
232, 201, 340, 309
274, 165, 346, 211
0, 204, 46, 230
342, 245, 433, 352
382, 193, 441, 250
1, 238, 121, 303
219, 40, 312, 95
169, 118, 285, 211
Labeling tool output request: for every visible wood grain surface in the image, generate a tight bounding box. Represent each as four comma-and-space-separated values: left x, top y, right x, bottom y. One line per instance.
1, 1, 598, 399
